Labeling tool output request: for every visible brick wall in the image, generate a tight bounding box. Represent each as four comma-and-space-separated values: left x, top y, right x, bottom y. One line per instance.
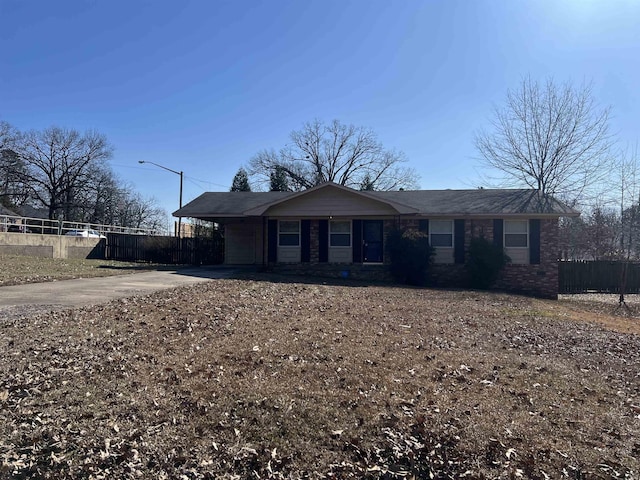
271, 263, 391, 282
495, 219, 559, 299
393, 218, 559, 298
269, 217, 559, 299
310, 220, 320, 263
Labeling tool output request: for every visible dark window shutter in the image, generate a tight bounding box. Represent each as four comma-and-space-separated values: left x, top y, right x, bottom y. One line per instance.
352, 219, 362, 263
419, 219, 429, 234
318, 219, 328, 263
530, 219, 541, 264
268, 219, 277, 262
301, 220, 311, 262
454, 219, 465, 264
493, 219, 504, 248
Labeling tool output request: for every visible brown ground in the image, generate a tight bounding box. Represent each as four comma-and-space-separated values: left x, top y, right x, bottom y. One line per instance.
557, 293, 640, 335
0, 254, 167, 287
1, 268, 639, 479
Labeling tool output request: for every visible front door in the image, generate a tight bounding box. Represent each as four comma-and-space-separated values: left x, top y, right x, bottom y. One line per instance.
363, 220, 383, 263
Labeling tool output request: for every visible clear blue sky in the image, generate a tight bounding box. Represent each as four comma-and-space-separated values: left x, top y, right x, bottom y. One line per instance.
1, 0, 639, 220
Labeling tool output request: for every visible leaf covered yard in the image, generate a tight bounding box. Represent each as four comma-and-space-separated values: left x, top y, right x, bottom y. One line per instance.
1, 277, 639, 479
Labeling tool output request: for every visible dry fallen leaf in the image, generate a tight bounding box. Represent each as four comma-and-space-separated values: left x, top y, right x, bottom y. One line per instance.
1, 276, 638, 478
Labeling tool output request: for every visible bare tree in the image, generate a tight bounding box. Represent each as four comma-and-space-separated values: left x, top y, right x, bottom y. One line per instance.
117, 192, 167, 230
475, 77, 612, 201
75, 169, 167, 231
17, 126, 113, 220
558, 216, 587, 261
583, 205, 618, 260
249, 119, 419, 191
0, 121, 29, 208
2, 121, 166, 230
1, 149, 30, 208
71, 163, 123, 224
0, 121, 17, 151
611, 146, 640, 307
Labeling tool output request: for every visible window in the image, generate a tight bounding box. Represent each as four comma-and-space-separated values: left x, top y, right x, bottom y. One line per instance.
278, 220, 300, 246
504, 220, 528, 247
430, 220, 453, 247
330, 220, 351, 247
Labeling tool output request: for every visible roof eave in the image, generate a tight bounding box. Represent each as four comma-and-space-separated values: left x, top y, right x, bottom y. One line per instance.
410, 212, 580, 218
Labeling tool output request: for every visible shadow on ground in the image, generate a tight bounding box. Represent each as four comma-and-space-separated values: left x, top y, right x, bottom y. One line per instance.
97, 264, 179, 272
173, 265, 399, 289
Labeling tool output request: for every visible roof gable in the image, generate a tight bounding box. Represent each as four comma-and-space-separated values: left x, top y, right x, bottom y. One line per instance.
243, 182, 418, 216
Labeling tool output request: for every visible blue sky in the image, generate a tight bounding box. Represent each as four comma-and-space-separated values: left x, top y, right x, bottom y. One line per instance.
1, 0, 639, 220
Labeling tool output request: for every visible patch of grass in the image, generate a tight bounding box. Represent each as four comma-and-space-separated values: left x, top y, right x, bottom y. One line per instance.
0, 254, 169, 286
1, 278, 639, 478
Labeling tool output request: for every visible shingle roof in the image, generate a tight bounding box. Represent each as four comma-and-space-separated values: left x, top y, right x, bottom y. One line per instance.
174, 184, 579, 218
369, 189, 578, 216
175, 192, 292, 217
15, 205, 49, 219
0, 205, 18, 216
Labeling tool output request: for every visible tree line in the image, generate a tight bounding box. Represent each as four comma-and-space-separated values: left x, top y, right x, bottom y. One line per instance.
0, 121, 166, 231
558, 147, 640, 262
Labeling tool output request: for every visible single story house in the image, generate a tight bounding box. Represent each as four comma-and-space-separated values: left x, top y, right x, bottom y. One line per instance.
174, 182, 578, 298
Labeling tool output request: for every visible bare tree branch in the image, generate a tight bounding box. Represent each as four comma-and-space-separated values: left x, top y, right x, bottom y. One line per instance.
16, 126, 113, 219
248, 119, 419, 191
475, 77, 613, 202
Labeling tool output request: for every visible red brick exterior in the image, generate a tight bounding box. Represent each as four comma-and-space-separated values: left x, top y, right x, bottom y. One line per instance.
309, 221, 320, 264
495, 219, 559, 299
269, 217, 560, 299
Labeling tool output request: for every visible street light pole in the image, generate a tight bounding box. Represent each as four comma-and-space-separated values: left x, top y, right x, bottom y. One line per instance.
138, 160, 183, 237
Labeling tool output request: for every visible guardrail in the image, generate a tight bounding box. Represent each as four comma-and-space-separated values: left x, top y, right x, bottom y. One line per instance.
0, 213, 165, 236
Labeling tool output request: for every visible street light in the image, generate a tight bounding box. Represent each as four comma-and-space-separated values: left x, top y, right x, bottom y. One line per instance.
138, 160, 183, 237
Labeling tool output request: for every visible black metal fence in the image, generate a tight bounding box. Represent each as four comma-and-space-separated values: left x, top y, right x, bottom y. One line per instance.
105, 234, 224, 265
559, 260, 640, 294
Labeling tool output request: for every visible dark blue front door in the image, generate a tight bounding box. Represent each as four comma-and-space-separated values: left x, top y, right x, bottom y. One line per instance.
363, 220, 383, 263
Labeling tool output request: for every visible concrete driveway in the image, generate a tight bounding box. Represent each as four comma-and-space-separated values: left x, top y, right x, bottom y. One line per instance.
0, 267, 247, 310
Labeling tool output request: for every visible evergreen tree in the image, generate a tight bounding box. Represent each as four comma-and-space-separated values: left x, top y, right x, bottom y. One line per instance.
230, 168, 251, 192
359, 174, 375, 191
269, 165, 290, 191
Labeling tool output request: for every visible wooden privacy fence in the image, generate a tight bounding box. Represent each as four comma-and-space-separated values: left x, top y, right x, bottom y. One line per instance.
559, 260, 640, 294
105, 234, 224, 265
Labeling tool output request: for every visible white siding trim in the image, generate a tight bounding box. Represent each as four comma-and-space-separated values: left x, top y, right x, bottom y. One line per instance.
278, 246, 301, 263
433, 247, 454, 264
328, 247, 351, 263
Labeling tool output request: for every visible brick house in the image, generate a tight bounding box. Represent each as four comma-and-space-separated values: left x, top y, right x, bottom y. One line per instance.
174, 182, 578, 298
